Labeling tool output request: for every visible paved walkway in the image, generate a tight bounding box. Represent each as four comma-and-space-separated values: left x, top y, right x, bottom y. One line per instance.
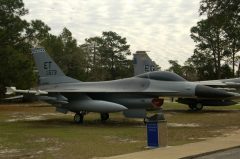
194, 147, 240, 159
103, 129, 240, 159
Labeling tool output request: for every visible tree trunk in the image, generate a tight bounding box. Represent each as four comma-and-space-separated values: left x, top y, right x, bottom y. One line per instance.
238, 61, 240, 77
232, 52, 235, 77
216, 32, 221, 79
111, 52, 115, 80
213, 51, 217, 77
231, 39, 236, 77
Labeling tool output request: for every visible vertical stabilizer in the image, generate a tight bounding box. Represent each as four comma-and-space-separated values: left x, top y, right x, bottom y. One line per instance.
133, 51, 159, 76
32, 48, 79, 85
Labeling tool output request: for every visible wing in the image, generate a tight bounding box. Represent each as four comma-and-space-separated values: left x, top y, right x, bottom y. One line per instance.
38, 78, 180, 96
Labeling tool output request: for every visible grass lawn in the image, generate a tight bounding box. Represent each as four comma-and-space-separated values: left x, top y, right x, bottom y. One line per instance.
0, 102, 240, 159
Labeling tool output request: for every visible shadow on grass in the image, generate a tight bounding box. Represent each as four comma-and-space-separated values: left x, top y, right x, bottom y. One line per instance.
16, 117, 145, 129
15, 109, 240, 129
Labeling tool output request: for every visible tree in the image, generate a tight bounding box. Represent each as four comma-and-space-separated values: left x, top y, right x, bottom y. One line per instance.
41, 28, 88, 81
221, 64, 233, 78
167, 60, 184, 77
198, 0, 240, 77
181, 64, 198, 81
80, 36, 106, 81
167, 60, 197, 81
26, 20, 51, 46
101, 31, 131, 80
0, 0, 36, 96
199, 0, 240, 17
81, 31, 132, 81
0, 1, 134, 97
190, 16, 226, 78
236, 56, 240, 77
186, 51, 217, 80
0, 0, 29, 49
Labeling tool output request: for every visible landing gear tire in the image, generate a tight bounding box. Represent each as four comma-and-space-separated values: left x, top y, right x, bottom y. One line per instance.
100, 113, 109, 122
74, 113, 84, 123
189, 103, 203, 111
195, 103, 203, 111
188, 104, 195, 110
143, 118, 148, 125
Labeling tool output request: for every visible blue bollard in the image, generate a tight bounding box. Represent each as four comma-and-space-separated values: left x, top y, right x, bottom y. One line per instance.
147, 121, 159, 148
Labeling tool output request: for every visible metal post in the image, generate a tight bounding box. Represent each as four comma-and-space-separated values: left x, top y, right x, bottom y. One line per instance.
146, 111, 168, 148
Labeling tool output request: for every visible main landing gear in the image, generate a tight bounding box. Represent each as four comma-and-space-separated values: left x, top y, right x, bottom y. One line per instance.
73, 112, 110, 123
189, 103, 203, 111
74, 111, 86, 123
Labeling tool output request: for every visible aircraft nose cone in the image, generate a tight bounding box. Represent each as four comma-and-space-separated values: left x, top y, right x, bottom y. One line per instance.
195, 85, 233, 98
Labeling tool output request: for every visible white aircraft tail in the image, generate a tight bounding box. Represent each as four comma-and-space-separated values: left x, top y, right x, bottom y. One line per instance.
31, 48, 79, 85
133, 51, 159, 76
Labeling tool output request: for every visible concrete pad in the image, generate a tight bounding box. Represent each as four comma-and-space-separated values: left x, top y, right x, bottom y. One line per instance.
103, 129, 240, 159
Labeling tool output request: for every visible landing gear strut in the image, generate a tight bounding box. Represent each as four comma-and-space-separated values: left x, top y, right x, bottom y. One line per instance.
189, 103, 203, 111
74, 111, 86, 123
100, 113, 109, 122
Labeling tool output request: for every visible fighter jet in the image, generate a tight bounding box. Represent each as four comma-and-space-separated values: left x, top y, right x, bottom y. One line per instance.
6, 48, 234, 123
133, 51, 240, 111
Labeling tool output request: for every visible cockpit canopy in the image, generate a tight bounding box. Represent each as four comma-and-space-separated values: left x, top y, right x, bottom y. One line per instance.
137, 71, 186, 81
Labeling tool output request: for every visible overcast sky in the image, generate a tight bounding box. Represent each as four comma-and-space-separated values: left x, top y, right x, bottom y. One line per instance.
23, 0, 201, 69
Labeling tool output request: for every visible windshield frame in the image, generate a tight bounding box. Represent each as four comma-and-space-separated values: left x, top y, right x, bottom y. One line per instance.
137, 71, 186, 81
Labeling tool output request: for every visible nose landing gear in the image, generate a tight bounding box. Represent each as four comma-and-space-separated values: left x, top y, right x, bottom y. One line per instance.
100, 113, 109, 122
74, 111, 87, 123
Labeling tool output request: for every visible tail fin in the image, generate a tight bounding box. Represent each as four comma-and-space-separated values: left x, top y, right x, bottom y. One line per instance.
133, 51, 159, 76
31, 48, 79, 85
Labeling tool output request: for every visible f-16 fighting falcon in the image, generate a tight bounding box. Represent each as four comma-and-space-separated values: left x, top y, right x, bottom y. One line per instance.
133, 51, 240, 111
6, 48, 235, 123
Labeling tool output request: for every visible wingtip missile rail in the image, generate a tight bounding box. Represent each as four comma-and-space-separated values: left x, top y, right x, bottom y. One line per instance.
5, 87, 48, 95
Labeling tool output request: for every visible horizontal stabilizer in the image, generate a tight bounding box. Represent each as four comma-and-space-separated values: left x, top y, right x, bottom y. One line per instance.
38, 95, 69, 104
5, 95, 24, 100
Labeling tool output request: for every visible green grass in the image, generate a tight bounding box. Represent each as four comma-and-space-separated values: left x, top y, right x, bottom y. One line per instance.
0, 103, 240, 158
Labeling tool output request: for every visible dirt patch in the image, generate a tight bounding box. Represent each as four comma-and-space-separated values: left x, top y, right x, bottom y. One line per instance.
168, 123, 200, 127
0, 148, 21, 158
104, 136, 140, 144
6, 115, 46, 122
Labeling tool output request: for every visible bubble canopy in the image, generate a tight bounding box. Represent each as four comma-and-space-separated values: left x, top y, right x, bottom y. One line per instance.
137, 71, 186, 81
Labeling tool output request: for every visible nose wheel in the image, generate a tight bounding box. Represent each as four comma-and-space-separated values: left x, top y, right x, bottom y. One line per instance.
74, 111, 86, 123
100, 113, 109, 122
